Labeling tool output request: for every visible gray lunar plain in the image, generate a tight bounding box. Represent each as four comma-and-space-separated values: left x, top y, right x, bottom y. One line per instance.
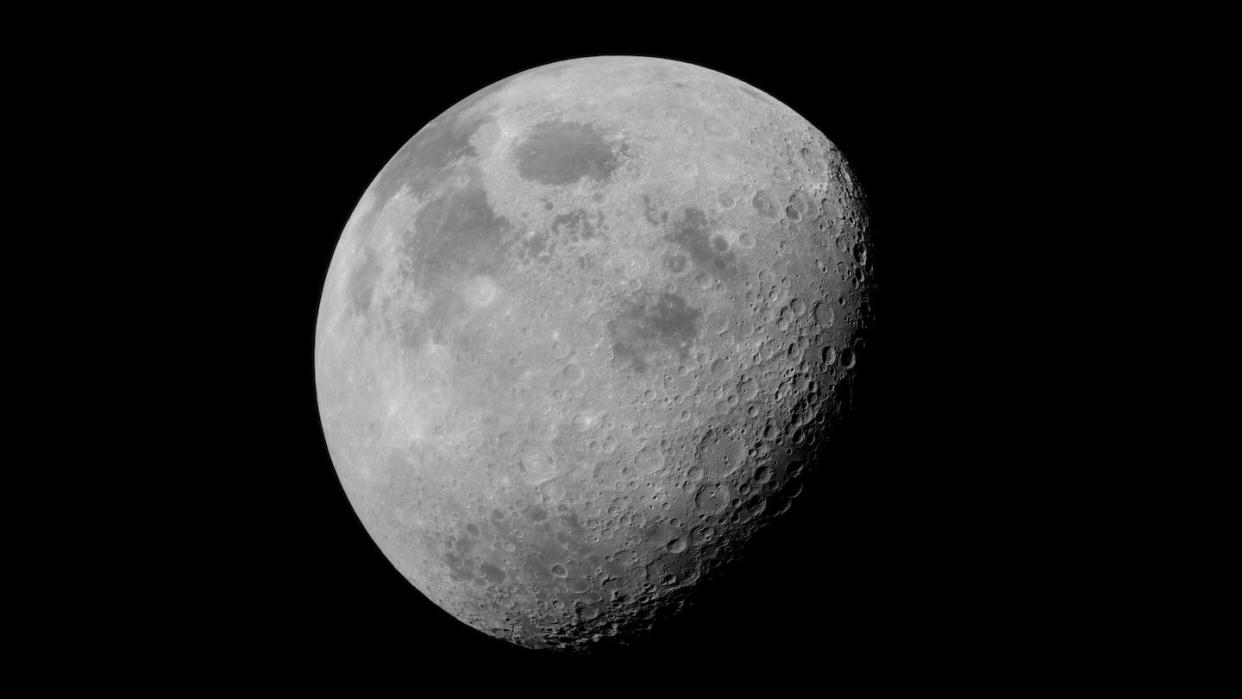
315, 56, 873, 651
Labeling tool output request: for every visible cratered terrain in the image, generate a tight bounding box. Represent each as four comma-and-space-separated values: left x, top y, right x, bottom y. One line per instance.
315, 55, 874, 651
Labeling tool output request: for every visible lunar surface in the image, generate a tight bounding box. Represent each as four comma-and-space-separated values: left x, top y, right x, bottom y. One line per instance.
315, 56, 873, 651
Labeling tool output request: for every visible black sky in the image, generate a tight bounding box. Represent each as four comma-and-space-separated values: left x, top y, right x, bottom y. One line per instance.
161, 20, 1061, 685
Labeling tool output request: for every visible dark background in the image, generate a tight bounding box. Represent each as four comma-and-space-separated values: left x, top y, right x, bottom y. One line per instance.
170, 22, 1063, 684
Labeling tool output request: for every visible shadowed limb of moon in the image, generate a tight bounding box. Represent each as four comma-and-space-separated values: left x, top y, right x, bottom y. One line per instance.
315, 56, 873, 651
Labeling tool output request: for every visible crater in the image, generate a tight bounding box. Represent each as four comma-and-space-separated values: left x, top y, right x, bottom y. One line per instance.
513, 120, 620, 186
752, 190, 778, 218
519, 449, 559, 483
634, 445, 666, 474
694, 425, 746, 478
662, 250, 688, 274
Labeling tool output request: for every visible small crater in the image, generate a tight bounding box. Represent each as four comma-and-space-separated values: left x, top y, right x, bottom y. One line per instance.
520, 449, 558, 483
840, 347, 856, 369
560, 363, 584, 384
694, 426, 745, 477
821, 346, 837, 366
691, 526, 715, 545
752, 190, 777, 218
814, 302, 835, 328
662, 250, 688, 274
460, 275, 499, 308
694, 482, 730, 515
635, 445, 666, 474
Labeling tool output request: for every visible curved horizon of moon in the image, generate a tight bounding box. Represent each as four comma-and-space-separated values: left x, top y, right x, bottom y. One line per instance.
315, 56, 873, 651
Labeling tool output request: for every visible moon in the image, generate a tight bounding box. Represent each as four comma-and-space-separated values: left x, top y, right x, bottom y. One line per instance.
315, 56, 873, 651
